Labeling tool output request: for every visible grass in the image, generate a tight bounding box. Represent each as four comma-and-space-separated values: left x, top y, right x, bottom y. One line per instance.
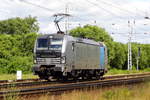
3, 89, 20, 100
0, 74, 38, 80
106, 68, 150, 75
33, 82, 150, 100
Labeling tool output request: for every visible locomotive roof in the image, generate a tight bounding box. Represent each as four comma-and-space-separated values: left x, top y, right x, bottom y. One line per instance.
38, 33, 105, 46
37, 34, 64, 39
64, 35, 104, 46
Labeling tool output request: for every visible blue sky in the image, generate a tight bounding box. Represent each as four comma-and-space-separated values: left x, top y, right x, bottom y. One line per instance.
0, 0, 150, 44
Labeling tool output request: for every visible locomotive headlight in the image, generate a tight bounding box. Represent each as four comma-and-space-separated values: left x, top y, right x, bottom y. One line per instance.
34, 60, 36, 64
61, 56, 66, 64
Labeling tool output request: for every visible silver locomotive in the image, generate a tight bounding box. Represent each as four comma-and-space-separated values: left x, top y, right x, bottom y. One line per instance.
33, 33, 107, 80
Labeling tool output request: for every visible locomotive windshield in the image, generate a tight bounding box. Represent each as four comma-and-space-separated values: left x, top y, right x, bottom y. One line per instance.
49, 38, 62, 50
37, 38, 63, 51
37, 38, 48, 48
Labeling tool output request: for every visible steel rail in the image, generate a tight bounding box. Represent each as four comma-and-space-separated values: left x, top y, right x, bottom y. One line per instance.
0, 72, 150, 89
0, 73, 150, 98
0, 79, 40, 84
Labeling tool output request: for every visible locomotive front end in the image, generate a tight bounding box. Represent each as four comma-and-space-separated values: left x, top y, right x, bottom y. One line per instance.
33, 34, 66, 79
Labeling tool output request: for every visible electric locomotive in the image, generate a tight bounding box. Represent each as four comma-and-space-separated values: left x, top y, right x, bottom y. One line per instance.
33, 33, 107, 80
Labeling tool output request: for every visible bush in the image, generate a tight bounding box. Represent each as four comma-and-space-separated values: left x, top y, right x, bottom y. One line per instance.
6, 56, 33, 74
0, 33, 38, 74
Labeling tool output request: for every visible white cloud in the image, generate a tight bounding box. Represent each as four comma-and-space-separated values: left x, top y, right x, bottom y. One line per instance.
0, 0, 150, 43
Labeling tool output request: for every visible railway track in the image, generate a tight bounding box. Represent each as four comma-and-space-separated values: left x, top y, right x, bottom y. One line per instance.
0, 72, 149, 88
0, 73, 149, 89
0, 72, 150, 98
0, 78, 39, 84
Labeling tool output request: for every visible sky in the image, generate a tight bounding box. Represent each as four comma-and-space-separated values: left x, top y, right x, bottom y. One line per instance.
0, 0, 150, 44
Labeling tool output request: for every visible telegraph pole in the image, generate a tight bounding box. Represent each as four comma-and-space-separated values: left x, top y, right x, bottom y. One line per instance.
65, 4, 69, 34
128, 20, 133, 70
128, 20, 130, 70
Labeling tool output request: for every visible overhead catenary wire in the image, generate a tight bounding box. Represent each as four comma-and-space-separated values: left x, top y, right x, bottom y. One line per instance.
86, 0, 127, 20
19, 0, 127, 28
19, 0, 53, 11
85, 0, 133, 31
86, 0, 127, 33
13, 0, 150, 43
52, 1, 107, 29
96, 0, 145, 18
86, 0, 150, 34
91, 1, 149, 34
11, 0, 150, 25
0, 9, 16, 18
111, 0, 150, 15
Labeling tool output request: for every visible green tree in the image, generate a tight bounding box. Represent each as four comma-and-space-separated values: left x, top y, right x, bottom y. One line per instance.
19, 32, 38, 56
70, 25, 113, 43
138, 44, 150, 69
110, 42, 127, 69
0, 33, 38, 74
0, 15, 39, 74
0, 15, 39, 35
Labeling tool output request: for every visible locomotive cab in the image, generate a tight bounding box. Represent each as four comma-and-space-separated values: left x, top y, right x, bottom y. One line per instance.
33, 34, 66, 79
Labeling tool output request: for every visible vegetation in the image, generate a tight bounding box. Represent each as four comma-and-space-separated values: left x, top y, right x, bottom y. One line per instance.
22, 82, 150, 100
0, 15, 39, 35
70, 25, 150, 70
0, 16, 38, 74
59, 82, 150, 100
106, 68, 150, 75
0, 74, 38, 80
0, 33, 38, 74
0, 16, 149, 75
